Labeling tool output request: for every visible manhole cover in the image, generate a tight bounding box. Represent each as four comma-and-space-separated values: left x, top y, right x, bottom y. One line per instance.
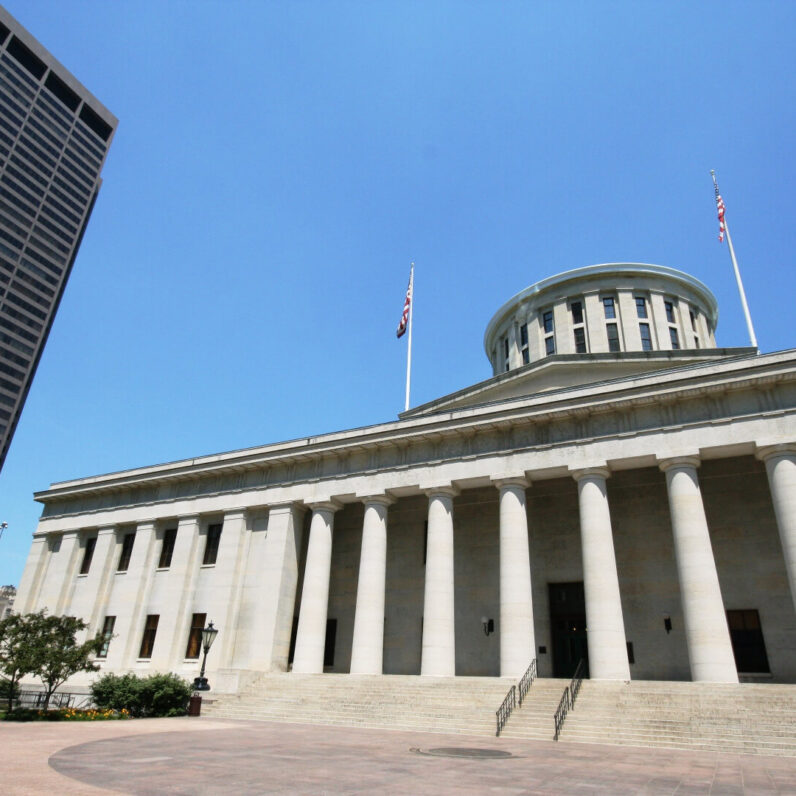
411, 747, 514, 759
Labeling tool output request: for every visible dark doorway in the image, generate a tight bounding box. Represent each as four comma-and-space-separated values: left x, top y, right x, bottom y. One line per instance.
549, 582, 589, 678
324, 618, 337, 668
727, 609, 770, 673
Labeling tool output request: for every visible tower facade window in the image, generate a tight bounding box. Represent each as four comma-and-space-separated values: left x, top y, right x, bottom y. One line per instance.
541, 310, 555, 356
639, 322, 653, 351
606, 322, 621, 352
202, 523, 223, 566
79, 536, 96, 575
602, 296, 616, 319
117, 532, 135, 572
519, 323, 529, 364
635, 296, 648, 319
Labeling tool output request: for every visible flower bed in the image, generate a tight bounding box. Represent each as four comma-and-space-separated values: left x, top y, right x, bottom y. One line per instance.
3, 707, 131, 722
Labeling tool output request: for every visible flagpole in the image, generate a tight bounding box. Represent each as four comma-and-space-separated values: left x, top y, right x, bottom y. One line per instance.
710, 171, 758, 351
404, 263, 414, 411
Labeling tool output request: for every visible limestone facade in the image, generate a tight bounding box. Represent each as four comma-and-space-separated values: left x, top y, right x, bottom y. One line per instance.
13, 265, 796, 690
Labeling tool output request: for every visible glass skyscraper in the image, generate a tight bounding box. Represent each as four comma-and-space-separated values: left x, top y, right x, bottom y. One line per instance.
0, 7, 116, 471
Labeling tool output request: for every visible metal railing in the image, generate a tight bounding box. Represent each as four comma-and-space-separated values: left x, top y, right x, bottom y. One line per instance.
15, 690, 75, 709
495, 684, 516, 736
553, 658, 586, 741
517, 658, 537, 706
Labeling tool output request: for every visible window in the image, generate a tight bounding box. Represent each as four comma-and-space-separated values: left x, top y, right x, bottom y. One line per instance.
502, 336, 510, 372
202, 523, 222, 566
664, 300, 676, 324
542, 310, 555, 356
639, 323, 653, 351
79, 536, 96, 575
573, 327, 587, 353
570, 301, 586, 353
602, 296, 616, 319
185, 612, 207, 659
669, 327, 680, 350
570, 301, 583, 325
606, 323, 621, 352
689, 309, 697, 331
635, 296, 648, 319
519, 323, 529, 364
138, 615, 159, 659
97, 616, 115, 658
693, 336, 700, 349
158, 527, 177, 569
117, 532, 135, 572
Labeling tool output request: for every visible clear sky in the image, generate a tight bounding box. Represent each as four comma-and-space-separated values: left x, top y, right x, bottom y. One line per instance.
0, 1, 794, 586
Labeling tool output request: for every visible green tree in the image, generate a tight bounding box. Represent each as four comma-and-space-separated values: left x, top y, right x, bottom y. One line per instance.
35, 615, 104, 710
0, 611, 46, 712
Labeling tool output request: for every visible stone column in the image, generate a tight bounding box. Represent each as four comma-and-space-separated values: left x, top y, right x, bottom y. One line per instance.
660, 457, 738, 682
421, 487, 457, 676
158, 515, 202, 668
82, 526, 119, 636
14, 536, 50, 613
116, 522, 158, 668
572, 468, 630, 680
495, 478, 535, 678
45, 531, 81, 616
757, 445, 796, 615
292, 501, 340, 674
350, 496, 393, 674
214, 510, 249, 670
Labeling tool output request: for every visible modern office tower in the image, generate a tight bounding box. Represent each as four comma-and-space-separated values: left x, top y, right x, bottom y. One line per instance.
0, 7, 117, 471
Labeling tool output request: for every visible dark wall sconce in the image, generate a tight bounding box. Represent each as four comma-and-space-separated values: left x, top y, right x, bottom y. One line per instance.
664, 615, 672, 634
481, 616, 494, 636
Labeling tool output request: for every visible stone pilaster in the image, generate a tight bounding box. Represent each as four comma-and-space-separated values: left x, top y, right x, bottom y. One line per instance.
14, 536, 50, 614
660, 457, 738, 682
495, 477, 535, 677
757, 445, 796, 615
350, 495, 393, 674
421, 487, 458, 676
292, 501, 340, 674
213, 510, 249, 670
572, 467, 630, 680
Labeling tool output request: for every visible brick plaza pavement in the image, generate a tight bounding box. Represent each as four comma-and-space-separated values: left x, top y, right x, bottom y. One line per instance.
1, 716, 795, 794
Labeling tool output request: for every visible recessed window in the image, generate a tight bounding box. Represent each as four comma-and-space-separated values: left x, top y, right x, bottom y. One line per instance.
664, 300, 676, 324
7, 36, 47, 80
185, 613, 207, 659
639, 323, 653, 351
635, 296, 648, 319
727, 609, 770, 673
693, 336, 700, 349
138, 615, 159, 659
573, 327, 587, 353
545, 336, 555, 355
606, 323, 620, 352
570, 301, 584, 325
541, 309, 554, 356
117, 532, 135, 572
542, 310, 554, 334
689, 310, 697, 331
79, 536, 96, 575
602, 296, 616, 319
519, 323, 529, 364
97, 616, 115, 658
669, 327, 680, 350
502, 336, 510, 372
202, 523, 223, 566
158, 527, 177, 569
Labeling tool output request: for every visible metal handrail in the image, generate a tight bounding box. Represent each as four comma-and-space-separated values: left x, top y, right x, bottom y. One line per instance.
553, 657, 586, 741
495, 684, 516, 736
517, 658, 537, 706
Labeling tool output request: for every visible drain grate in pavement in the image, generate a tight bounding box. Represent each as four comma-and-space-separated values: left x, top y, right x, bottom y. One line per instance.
411, 747, 514, 759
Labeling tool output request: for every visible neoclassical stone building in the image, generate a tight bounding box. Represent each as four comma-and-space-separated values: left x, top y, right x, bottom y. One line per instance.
15, 264, 796, 691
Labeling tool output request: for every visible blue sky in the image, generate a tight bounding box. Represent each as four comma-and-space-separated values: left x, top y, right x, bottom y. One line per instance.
1, 1, 794, 585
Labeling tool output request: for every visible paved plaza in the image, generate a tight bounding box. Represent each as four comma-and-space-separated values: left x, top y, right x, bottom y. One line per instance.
1, 717, 795, 794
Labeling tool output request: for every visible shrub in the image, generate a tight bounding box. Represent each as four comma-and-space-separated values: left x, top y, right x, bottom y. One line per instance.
0, 676, 19, 703
91, 672, 192, 717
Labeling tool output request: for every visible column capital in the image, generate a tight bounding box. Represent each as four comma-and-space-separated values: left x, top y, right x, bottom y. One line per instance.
492, 475, 530, 490
756, 443, 796, 463
306, 499, 343, 514
359, 493, 396, 508
135, 520, 158, 533
223, 508, 248, 522
177, 514, 201, 527
96, 525, 118, 537
658, 455, 701, 473
571, 466, 611, 482
267, 501, 305, 517
423, 485, 459, 499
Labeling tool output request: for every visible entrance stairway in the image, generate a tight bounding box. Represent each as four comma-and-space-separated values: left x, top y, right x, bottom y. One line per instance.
202, 672, 514, 736
204, 674, 796, 756
503, 679, 796, 757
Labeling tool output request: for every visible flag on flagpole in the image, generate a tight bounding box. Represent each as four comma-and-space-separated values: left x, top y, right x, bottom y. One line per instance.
396, 272, 412, 338
714, 182, 726, 243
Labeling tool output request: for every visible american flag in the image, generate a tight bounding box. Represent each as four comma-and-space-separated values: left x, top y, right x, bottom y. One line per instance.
396, 272, 412, 338
715, 183, 726, 243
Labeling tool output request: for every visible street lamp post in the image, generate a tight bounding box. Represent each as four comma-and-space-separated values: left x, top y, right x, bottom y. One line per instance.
192, 620, 219, 692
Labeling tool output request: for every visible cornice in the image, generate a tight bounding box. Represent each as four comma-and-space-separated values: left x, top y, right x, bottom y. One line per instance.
34, 349, 796, 507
